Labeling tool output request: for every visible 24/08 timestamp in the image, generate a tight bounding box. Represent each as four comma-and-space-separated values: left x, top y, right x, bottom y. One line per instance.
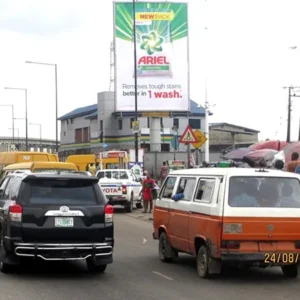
264, 252, 300, 264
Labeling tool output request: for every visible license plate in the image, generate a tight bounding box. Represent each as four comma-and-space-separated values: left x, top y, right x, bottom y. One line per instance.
55, 217, 74, 227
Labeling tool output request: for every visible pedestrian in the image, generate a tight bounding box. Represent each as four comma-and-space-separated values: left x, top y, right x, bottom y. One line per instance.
88, 163, 96, 176
95, 162, 100, 172
274, 159, 284, 170
139, 173, 155, 214
160, 161, 169, 185
286, 152, 300, 172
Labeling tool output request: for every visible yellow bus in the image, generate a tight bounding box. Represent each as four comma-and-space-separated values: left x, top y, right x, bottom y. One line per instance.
2, 161, 78, 178
99, 151, 129, 169
66, 154, 96, 171
0, 151, 58, 172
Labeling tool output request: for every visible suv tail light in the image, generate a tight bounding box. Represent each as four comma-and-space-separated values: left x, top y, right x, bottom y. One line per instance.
105, 205, 114, 223
122, 185, 127, 194
9, 202, 22, 222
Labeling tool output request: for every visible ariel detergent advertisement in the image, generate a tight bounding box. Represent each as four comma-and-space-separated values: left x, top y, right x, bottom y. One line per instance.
114, 2, 189, 112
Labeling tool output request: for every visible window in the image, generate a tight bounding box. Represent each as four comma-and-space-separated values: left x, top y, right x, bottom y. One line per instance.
0, 177, 10, 198
161, 144, 170, 152
118, 119, 123, 130
97, 170, 129, 180
70, 118, 73, 124
147, 118, 150, 128
161, 177, 176, 199
25, 179, 100, 205
176, 177, 196, 201
9, 177, 22, 199
130, 118, 135, 129
160, 118, 164, 128
189, 118, 201, 129
173, 118, 179, 129
195, 179, 216, 202
228, 176, 300, 208
100, 120, 103, 131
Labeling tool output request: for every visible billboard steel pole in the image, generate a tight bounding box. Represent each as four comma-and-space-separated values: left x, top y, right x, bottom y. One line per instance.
133, 0, 139, 164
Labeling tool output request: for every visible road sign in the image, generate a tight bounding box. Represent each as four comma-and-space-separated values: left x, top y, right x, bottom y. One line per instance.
179, 125, 197, 144
132, 120, 140, 133
192, 129, 207, 149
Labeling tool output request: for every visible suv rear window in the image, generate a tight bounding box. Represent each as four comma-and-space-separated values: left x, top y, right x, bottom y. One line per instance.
23, 179, 100, 205
97, 170, 128, 180
228, 176, 300, 208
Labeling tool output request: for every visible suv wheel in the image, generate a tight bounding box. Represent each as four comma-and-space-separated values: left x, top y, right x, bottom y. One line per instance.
281, 265, 298, 278
125, 194, 134, 213
0, 237, 14, 274
0, 261, 13, 274
86, 258, 107, 273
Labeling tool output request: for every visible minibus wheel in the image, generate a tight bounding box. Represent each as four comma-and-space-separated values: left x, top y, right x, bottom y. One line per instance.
159, 232, 174, 263
197, 246, 209, 278
281, 264, 298, 278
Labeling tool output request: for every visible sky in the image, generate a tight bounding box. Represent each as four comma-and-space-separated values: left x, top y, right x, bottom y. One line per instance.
0, 0, 300, 142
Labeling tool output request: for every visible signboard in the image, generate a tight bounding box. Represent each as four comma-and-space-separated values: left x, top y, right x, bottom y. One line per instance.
142, 112, 169, 117
132, 120, 140, 133
102, 151, 126, 158
179, 125, 197, 144
114, 2, 189, 112
192, 129, 207, 149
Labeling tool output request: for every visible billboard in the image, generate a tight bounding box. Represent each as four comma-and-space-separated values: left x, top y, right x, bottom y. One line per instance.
114, 2, 189, 112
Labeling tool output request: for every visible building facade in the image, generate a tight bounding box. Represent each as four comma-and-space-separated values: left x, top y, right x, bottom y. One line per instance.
58, 91, 208, 158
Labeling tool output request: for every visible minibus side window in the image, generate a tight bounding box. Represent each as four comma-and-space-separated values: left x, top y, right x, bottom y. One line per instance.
175, 177, 196, 201
160, 177, 176, 199
194, 179, 216, 203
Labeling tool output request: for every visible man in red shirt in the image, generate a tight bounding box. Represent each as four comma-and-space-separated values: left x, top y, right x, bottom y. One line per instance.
140, 173, 155, 213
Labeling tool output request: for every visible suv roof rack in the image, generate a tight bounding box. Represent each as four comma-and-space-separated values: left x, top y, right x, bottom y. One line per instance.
13, 170, 32, 174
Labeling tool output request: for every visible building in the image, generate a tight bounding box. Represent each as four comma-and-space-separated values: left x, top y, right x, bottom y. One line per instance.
0, 136, 58, 153
209, 122, 260, 161
58, 91, 209, 158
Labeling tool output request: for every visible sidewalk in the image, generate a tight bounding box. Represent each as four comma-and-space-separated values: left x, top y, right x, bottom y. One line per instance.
126, 200, 156, 222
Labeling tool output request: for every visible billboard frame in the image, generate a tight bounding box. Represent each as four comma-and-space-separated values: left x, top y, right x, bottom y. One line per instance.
113, 1, 190, 113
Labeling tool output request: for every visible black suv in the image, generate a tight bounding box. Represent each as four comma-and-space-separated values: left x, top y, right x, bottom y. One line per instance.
0, 171, 114, 273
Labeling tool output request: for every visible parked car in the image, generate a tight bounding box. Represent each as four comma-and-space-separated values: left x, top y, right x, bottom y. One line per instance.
0, 172, 114, 273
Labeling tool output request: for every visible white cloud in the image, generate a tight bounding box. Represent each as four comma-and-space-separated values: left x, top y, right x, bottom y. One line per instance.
0, 0, 300, 142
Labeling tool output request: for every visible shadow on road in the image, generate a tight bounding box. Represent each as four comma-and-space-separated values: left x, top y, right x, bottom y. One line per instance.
8, 260, 110, 281
174, 255, 300, 284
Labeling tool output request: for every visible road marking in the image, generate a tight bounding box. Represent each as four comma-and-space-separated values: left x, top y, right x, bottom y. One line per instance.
152, 271, 174, 280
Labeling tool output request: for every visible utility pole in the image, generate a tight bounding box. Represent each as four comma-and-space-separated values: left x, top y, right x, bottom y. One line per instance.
283, 86, 300, 143
298, 117, 300, 141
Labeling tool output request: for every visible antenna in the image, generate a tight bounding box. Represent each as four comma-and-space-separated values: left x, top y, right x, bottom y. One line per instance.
109, 41, 115, 91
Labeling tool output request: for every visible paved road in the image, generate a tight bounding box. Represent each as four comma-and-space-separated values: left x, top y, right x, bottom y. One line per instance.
0, 210, 299, 300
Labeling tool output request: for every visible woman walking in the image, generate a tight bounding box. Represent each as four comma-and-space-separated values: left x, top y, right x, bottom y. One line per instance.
140, 173, 155, 213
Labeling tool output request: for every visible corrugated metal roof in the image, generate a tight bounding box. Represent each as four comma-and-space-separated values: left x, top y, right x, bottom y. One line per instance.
85, 111, 98, 119
58, 100, 208, 120
209, 122, 260, 133
58, 104, 97, 120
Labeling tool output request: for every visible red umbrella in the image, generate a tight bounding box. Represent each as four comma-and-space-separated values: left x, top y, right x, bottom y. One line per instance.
249, 140, 289, 151
243, 149, 278, 167
282, 142, 300, 164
